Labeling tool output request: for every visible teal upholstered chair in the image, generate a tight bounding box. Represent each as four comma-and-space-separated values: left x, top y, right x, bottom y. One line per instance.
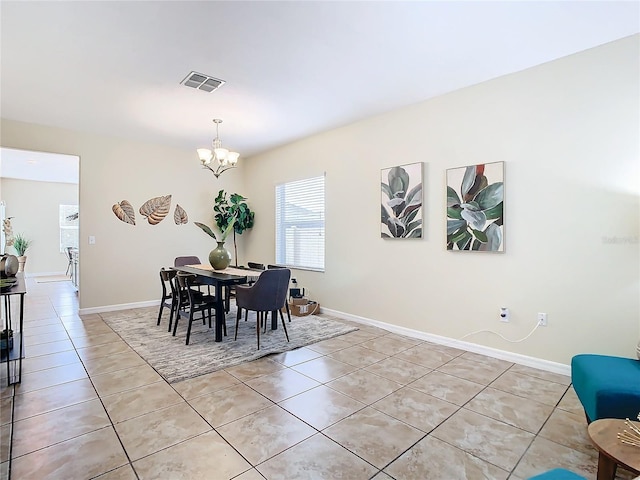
571, 354, 640, 422
527, 468, 586, 479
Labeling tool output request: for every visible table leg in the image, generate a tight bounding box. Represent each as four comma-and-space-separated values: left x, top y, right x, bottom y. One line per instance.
271, 310, 278, 330
2, 296, 9, 385
17, 293, 24, 383
597, 452, 617, 480
214, 283, 224, 342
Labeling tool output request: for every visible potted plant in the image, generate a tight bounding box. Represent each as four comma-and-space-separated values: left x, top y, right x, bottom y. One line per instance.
212, 190, 255, 266
12, 233, 32, 272
194, 217, 236, 270
0, 328, 13, 350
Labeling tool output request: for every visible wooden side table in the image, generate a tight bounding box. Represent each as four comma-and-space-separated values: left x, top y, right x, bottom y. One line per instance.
588, 418, 640, 480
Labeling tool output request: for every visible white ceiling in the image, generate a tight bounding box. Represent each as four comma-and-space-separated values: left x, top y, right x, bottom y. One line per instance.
0, 147, 79, 184
1, 1, 638, 171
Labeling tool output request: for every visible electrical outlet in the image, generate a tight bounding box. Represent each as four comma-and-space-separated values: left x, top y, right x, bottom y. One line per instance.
538, 312, 548, 326
500, 307, 509, 322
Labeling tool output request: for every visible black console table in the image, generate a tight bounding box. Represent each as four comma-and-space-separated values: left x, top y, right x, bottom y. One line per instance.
1, 273, 26, 385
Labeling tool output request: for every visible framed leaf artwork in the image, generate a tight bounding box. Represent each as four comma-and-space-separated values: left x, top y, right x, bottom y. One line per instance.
446, 161, 504, 251
381, 162, 423, 239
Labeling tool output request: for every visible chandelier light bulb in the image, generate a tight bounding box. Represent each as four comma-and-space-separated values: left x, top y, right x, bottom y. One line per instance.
196, 118, 239, 178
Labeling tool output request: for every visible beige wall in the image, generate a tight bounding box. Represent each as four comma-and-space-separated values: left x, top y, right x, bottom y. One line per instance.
242, 36, 640, 365
1, 177, 78, 274
0, 122, 247, 309
0, 35, 637, 366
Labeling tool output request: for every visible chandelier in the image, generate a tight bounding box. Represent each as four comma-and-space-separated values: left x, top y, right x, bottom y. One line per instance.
197, 119, 239, 178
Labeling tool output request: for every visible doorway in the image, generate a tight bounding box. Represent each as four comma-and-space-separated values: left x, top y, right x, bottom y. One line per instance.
0, 147, 80, 278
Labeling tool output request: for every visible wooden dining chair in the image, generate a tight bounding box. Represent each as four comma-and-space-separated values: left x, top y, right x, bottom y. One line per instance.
173, 272, 222, 345
157, 267, 178, 331
234, 268, 291, 349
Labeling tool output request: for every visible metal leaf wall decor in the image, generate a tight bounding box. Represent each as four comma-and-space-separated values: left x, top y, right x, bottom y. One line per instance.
139, 195, 172, 225
174, 204, 188, 225
112, 200, 136, 225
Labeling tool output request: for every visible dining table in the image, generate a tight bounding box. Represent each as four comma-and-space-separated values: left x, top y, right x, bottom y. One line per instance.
1, 272, 26, 385
172, 264, 264, 342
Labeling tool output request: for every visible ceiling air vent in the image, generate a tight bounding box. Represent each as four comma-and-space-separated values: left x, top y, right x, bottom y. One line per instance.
180, 71, 225, 93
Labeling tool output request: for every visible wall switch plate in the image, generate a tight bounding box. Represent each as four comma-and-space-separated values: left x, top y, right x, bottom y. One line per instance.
88, 236, 96, 245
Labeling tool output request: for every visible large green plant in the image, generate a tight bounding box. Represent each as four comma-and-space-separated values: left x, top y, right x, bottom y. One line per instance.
212, 190, 255, 266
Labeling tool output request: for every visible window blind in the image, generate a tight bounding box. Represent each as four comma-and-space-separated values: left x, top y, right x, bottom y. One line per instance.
275, 175, 325, 271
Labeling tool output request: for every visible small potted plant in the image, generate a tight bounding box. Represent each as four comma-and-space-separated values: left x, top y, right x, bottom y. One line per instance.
0, 328, 13, 350
12, 233, 32, 272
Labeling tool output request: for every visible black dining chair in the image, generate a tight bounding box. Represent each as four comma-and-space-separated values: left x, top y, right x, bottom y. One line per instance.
234, 268, 291, 349
174, 256, 201, 267
228, 261, 266, 318
267, 264, 292, 322
173, 272, 222, 345
174, 255, 210, 296
157, 267, 178, 331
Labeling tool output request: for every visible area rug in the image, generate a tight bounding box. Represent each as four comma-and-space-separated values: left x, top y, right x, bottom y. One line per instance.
100, 307, 358, 383
35, 275, 71, 283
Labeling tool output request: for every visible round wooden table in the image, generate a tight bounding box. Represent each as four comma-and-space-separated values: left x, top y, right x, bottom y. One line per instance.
587, 418, 640, 480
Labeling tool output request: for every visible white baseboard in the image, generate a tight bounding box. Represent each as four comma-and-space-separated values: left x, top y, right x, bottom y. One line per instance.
79, 300, 158, 316
25, 271, 67, 278
320, 306, 571, 377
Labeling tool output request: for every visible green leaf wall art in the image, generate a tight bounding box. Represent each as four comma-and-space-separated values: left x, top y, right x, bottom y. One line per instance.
446, 161, 504, 251
381, 162, 423, 239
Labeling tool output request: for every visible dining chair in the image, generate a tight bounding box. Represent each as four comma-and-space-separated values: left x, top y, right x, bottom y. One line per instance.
173, 272, 222, 345
174, 256, 201, 267
157, 267, 178, 331
174, 254, 211, 296
234, 268, 291, 349
64, 246, 74, 276
267, 264, 291, 322
228, 261, 266, 318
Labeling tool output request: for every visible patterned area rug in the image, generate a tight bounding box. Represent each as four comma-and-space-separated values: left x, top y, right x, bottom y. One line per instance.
100, 306, 358, 383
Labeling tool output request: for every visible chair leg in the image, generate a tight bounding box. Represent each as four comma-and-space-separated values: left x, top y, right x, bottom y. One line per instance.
256, 311, 261, 350
285, 302, 291, 322
167, 304, 175, 332
172, 314, 179, 337
186, 312, 194, 345
225, 287, 231, 314
222, 310, 227, 336
279, 309, 290, 342
157, 303, 164, 326
235, 308, 242, 340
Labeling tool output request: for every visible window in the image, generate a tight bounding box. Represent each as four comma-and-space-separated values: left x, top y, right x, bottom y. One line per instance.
275, 175, 325, 271
59, 205, 79, 253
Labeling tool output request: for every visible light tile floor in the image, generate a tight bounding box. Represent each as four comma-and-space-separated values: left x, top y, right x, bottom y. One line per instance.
1, 279, 637, 480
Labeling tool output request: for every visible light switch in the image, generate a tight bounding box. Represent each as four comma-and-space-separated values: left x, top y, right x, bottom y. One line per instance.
88, 236, 96, 245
